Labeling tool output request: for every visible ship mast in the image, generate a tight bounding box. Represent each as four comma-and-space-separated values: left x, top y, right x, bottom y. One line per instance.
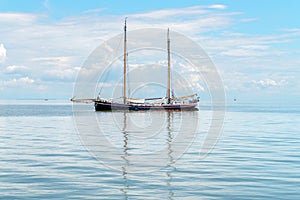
167, 28, 171, 104
123, 18, 127, 104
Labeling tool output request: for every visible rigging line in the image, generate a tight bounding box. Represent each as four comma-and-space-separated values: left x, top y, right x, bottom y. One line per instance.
127, 52, 130, 98
98, 35, 123, 95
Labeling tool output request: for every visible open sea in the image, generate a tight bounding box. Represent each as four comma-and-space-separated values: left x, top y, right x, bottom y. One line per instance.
0, 100, 300, 199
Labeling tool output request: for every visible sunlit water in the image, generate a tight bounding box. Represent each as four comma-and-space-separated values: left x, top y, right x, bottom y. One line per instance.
0, 101, 300, 199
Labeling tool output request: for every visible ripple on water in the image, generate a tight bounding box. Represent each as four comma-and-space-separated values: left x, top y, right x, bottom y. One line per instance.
0, 104, 300, 199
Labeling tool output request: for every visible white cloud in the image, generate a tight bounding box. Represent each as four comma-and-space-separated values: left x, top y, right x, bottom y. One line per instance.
123, 5, 235, 35
252, 79, 287, 89
189, 74, 205, 92
44, 66, 80, 81
220, 47, 270, 57
208, 4, 227, 10
204, 33, 291, 58
0, 13, 41, 25
129, 6, 209, 19
96, 82, 115, 88
0, 4, 299, 100
240, 18, 258, 22
32, 56, 74, 67
220, 71, 250, 91
4, 65, 28, 74
0, 44, 6, 65
1, 77, 35, 88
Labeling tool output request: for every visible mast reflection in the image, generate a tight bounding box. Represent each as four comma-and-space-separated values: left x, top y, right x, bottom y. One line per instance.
166, 111, 175, 200
119, 110, 180, 199
121, 111, 129, 199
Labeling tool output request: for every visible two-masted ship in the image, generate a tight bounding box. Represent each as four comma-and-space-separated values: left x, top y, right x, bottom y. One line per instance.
94, 20, 199, 111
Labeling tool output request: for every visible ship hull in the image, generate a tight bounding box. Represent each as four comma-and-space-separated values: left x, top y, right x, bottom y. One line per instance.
94, 101, 198, 111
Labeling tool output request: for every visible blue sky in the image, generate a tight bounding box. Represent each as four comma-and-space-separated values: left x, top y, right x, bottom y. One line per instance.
0, 0, 299, 104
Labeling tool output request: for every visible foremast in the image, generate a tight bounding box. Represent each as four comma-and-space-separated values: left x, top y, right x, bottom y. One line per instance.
167, 28, 171, 104
123, 18, 127, 104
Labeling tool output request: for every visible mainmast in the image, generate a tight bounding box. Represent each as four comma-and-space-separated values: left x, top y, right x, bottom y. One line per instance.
123, 18, 127, 104
167, 28, 171, 104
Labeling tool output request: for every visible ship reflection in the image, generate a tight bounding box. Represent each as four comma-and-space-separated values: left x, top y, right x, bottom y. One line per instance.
120, 111, 175, 199
166, 111, 175, 200
121, 112, 129, 199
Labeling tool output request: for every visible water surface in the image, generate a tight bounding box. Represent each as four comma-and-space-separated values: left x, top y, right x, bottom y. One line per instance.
0, 101, 300, 199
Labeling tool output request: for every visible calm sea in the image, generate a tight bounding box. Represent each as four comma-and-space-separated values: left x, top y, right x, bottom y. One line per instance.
0, 100, 300, 199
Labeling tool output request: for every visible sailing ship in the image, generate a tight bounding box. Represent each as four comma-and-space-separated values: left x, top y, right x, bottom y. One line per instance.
94, 19, 199, 111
